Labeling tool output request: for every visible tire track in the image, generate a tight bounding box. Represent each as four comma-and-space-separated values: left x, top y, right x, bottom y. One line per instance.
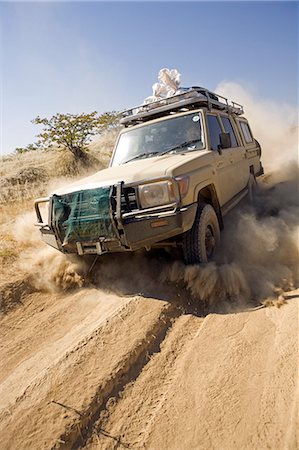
0, 290, 132, 413
83, 313, 206, 450
0, 293, 179, 450
54, 302, 182, 450
0, 277, 36, 315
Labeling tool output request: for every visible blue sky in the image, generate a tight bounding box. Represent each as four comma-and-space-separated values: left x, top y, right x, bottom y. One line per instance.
0, 1, 298, 154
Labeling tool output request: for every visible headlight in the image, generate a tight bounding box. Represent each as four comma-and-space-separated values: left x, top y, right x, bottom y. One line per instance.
138, 180, 178, 208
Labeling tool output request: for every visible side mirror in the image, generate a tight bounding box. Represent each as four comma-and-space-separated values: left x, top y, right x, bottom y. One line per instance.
219, 132, 231, 149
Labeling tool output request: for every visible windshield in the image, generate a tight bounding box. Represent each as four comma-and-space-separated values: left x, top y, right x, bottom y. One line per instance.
111, 112, 204, 166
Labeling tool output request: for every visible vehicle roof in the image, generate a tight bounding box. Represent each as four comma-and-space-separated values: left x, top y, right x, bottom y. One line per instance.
120, 87, 244, 127
118, 106, 248, 135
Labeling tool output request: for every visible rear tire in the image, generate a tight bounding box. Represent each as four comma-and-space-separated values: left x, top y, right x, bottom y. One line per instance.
183, 203, 220, 265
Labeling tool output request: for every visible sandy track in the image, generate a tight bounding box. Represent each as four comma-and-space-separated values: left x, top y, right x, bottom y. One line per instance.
0, 288, 132, 411
0, 283, 180, 450
85, 298, 298, 450
1, 88, 298, 450
0, 280, 297, 450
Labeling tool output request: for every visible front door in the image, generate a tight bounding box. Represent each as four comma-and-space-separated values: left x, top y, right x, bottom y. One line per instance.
220, 115, 248, 194
206, 113, 236, 206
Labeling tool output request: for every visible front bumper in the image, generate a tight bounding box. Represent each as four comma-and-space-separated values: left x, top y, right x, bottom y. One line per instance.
35, 183, 197, 255
35, 199, 197, 255
123, 203, 197, 250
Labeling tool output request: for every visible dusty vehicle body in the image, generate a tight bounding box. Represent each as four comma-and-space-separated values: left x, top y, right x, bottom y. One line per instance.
35, 87, 263, 263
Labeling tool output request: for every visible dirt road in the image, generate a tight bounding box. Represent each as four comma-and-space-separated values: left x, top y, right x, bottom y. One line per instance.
1, 83, 298, 450
0, 276, 297, 450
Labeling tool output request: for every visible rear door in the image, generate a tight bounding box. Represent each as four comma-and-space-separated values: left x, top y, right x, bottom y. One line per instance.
237, 119, 261, 175
220, 115, 249, 193
206, 113, 236, 205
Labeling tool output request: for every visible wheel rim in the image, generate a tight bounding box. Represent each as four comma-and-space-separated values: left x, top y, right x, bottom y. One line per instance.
205, 225, 216, 259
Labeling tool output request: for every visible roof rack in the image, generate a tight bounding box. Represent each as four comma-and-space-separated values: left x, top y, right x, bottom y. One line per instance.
120, 86, 244, 126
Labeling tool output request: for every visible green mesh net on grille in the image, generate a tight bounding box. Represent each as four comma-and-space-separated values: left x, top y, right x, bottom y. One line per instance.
52, 187, 115, 244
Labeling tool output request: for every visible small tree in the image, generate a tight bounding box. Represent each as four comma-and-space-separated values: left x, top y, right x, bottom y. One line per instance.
15, 142, 42, 154
32, 111, 120, 159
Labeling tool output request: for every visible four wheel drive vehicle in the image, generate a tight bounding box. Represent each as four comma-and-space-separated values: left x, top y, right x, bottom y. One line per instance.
35, 86, 263, 264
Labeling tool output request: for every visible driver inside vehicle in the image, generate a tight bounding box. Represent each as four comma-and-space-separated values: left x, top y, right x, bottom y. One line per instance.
153, 131, 165, 148
185, 124, 201, 149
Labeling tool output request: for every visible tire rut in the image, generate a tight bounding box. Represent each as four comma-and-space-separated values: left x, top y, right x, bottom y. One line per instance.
0, 276, 36, 315
53, 302, 182, 450
83, 313, 206, 450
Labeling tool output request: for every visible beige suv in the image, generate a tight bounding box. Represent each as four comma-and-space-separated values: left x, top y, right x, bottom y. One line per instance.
35, 87, 263, 264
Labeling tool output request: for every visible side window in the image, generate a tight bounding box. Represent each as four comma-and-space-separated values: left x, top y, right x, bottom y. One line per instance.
240, 121, 253, 143
221, 116, 238, 147
207, 114, 222, 151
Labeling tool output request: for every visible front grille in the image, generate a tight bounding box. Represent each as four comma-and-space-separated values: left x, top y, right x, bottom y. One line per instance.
122, 186, 138, 212
111, 186, 138, 213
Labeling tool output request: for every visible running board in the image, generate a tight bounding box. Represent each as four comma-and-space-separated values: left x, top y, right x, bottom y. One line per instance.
221, 188, 248, 216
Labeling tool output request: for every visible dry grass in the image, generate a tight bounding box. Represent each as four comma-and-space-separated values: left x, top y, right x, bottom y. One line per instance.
0, 228, 18, 268
0, 130, 118, 269
89, 128, 120, 158
0, 130, 118, 206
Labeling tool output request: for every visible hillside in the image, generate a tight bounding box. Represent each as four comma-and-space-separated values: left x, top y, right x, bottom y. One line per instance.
0, 131, 118, 275
0, 130, 298, 450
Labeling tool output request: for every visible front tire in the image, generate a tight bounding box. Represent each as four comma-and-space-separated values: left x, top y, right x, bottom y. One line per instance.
183, 203, 220, 265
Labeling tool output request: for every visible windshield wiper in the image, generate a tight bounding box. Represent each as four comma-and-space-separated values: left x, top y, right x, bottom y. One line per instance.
122, 141, 201, 164
159, 140, 201, 156
123, 151, 160, 164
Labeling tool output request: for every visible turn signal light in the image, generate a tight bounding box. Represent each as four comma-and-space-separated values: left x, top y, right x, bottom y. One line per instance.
176, 176, 189, 199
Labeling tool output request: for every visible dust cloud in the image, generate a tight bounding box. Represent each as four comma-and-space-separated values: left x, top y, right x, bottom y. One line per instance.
13, 212, 85, 292
161, 82, 298, 307
163, 82, 298, 307
162, 168, 298, 307
216, 81, 298, 171
11, 82, 299, 308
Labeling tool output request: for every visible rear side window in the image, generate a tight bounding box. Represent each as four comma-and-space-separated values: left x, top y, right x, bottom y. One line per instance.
221, 116, 238, 147
240, 121, 253, 143
207, 114, 222, 150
